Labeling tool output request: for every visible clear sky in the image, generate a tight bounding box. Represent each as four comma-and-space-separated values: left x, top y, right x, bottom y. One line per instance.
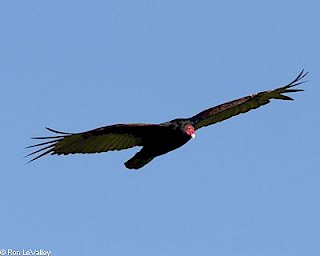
1, 0, 319, 255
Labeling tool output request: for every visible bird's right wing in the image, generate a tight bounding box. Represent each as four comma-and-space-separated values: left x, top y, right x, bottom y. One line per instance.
26, 124, 163, 162
191, 70, 307, 130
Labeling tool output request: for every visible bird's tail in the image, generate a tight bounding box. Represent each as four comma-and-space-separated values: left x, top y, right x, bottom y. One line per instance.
124, 151, 154, 170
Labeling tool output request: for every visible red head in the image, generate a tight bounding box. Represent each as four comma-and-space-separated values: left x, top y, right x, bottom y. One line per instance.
184, 124, 195, 139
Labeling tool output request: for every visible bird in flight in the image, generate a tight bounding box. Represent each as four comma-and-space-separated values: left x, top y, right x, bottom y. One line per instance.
26, 70, 307, 169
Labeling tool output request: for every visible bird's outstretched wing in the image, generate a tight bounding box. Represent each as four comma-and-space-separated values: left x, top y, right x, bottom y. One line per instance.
26, 124, 163, 163
191, 70, 307, 130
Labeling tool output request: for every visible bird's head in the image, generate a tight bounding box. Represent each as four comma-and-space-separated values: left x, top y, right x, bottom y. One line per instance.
184, 124, 195, 139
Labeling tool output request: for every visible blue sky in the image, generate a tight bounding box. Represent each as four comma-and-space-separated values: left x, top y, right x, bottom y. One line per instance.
1, 0, 319, 255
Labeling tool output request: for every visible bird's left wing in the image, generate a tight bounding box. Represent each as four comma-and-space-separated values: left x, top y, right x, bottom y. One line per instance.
191, 70, 307, 130
26, 124, 162, 163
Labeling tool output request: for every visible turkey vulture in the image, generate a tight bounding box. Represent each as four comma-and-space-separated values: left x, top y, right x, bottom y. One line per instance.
26, 70, 307, 169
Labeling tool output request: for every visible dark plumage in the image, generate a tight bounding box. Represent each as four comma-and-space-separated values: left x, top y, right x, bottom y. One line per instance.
26, 70, 307, 169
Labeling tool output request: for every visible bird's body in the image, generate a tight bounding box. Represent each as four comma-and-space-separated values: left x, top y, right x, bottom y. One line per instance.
124, 119, 194, 169
27, 70, 307, 169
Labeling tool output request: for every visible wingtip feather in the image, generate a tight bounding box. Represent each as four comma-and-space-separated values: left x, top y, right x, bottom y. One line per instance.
45, 127, 71, 135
